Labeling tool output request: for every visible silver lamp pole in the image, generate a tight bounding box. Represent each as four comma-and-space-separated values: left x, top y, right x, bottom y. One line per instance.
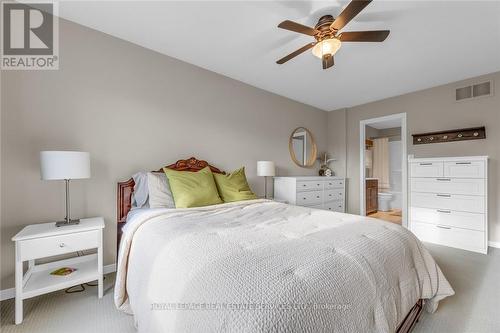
56, 179, 80, 227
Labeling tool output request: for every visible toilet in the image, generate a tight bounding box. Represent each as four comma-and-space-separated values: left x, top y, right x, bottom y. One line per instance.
378, 192, 393, 212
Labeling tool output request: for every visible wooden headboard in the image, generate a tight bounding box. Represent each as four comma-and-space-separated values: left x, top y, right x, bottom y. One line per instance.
116, 157, 225, 253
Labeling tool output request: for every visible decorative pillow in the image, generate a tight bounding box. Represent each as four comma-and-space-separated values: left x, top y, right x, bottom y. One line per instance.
147, 172, 175, 208
163, 166, 223, 208
213, 167, 257, 203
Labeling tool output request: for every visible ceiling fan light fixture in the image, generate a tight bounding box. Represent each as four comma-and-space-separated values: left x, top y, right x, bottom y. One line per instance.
312, 38, 342, 58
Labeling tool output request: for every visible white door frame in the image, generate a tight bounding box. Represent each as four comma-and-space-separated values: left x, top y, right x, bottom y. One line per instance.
359, 113, 408, 227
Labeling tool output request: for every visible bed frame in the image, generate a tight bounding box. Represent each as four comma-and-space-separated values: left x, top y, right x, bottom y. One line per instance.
116, 156, 423, 333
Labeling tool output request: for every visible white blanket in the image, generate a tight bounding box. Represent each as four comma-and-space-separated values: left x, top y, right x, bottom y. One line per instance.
115, 199, 454, 333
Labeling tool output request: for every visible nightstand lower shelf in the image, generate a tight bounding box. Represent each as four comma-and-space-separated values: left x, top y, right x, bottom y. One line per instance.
22, 254, 99, 299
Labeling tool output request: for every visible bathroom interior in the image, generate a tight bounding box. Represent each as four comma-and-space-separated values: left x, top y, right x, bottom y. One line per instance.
365, 124, 403, 224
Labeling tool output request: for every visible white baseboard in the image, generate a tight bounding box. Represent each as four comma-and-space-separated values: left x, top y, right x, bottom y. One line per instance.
0, 263, 117, 301
488, 241, 500, 249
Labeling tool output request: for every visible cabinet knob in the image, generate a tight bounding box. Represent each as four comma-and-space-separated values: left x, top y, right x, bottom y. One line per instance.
59, 243, 65, 248
316, 196, 320, 198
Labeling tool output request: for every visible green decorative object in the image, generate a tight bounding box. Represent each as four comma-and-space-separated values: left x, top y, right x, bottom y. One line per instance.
213, 167, 257, 203
163, 166, 223, 208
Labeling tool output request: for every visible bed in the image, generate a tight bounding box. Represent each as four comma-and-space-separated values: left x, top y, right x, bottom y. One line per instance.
115, 157, 454, 333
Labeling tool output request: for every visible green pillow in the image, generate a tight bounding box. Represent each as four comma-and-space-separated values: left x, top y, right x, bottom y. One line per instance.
213, 167, 257, 203
163, 166, 223, 208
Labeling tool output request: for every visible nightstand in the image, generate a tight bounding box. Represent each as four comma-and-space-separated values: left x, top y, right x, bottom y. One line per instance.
11, 217, 104, 324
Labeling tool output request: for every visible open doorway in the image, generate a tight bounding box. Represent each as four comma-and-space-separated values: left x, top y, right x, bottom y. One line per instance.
360, 113, 407, 227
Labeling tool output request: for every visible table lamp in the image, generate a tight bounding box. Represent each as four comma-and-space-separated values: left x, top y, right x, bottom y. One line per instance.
40, 151, 91, 227
257, 161, 275, 199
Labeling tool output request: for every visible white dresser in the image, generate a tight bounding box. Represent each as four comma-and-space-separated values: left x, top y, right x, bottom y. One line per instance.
409, 156, 488, 254
273, 176, 346, 212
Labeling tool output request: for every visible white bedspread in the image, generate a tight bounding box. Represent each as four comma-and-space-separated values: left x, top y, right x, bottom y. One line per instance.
115, 199, 454, 333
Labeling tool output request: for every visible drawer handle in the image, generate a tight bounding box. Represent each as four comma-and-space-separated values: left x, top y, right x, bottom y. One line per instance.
436, 194, 451, 197
329, 194, 332, 196
419, 163, 432, 166
317, 184, 320, 186
303, 197, 306, 200
436, 225, 451, 230
316, 196, 320, 198
59, 243, 66, 248
302, 184, 306, 187
436, 178, 451, 181
437, 209, 451, 213
456, 162, 471, 165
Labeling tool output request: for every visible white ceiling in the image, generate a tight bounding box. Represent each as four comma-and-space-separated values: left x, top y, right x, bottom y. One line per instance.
57, 1, 500, 111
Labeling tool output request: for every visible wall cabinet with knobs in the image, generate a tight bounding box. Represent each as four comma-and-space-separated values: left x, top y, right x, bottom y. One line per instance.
273, 176, 346, 212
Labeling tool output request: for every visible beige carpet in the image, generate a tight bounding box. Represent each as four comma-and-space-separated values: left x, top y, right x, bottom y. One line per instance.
1, 245, 499, 333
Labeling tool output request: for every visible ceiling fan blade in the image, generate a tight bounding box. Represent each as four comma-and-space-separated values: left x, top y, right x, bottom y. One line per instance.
339, 30, 390, 42
278, 20, 319, 36
276, 42, 316, 64
331, 0, 372, 31
322, 54, 334, 69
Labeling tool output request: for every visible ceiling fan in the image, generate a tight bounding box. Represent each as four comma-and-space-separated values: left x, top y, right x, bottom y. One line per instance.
276, 0, 390, 70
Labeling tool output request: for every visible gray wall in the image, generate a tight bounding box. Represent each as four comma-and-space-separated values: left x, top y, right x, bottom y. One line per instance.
0, 19, 328, 289
328, 71, 500, 244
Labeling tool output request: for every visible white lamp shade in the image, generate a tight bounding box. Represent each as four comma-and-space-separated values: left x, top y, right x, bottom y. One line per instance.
40, 151, 91, 180
257, 161, 275, 177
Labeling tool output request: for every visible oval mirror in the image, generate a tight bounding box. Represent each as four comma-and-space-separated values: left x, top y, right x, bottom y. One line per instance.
289, 127, 317, 168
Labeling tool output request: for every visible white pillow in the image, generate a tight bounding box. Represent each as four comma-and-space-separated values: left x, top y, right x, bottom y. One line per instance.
147, 172, 175, 208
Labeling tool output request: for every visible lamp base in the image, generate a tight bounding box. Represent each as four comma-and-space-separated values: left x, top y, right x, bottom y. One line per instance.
55, 219, 80, 227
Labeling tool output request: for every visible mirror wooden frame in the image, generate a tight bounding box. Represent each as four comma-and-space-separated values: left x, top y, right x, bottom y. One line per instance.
289, 127, 317, 168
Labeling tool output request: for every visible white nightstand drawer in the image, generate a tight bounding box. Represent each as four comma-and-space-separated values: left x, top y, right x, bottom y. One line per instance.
324, 200, 344, 212
18, 230, 100, 261
325, 179, 344, 189
297, 190, 323, 205
325, 189, 343, 201
410, 162, 444, 177
411, 192, 485, 213
410, 177, 485, 196
443, 160, 485, 178
410, 207, 485, 231
411, 221, 485, 253
297, 181, 323, 192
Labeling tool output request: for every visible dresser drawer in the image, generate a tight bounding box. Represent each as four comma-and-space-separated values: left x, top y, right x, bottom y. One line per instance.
443, 160, 485, 178
410, 178, 485, 196
324, 189, 343, 201
411, 192, 485, 213
411, 221, 485, 253
297, 181, 323, 192
18, 230, 100, 261
324, 179, 344, 189
296, 190, 323, 205
410, 207, 485, 231
410, 162, 443, 177
324, 200, 344, 212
